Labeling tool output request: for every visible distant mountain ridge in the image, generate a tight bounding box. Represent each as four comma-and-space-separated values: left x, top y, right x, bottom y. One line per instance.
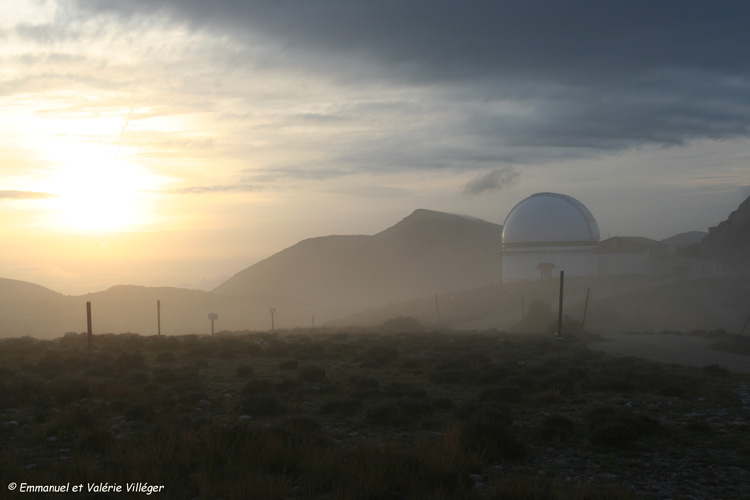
702, 195, 750, 270
660, 231, 707, 249
213, 209, 504, 313
0, 209, 504, 337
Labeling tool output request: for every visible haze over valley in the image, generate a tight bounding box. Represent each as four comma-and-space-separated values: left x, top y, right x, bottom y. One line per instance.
2, 195, 748, 339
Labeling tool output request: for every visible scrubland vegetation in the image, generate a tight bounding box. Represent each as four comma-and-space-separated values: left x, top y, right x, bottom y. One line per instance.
1, 326, 748, 499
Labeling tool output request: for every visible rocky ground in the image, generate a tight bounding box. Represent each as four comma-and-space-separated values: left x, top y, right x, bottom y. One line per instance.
1, 329, 748, 499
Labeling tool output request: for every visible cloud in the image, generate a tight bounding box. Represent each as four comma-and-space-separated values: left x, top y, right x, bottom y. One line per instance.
242, 167, 353, 183
463, 167, 521, 196
326, 185, 415, 199
165, 184, 261, 195
0, 190, 58, 200
66, 0, 750, 167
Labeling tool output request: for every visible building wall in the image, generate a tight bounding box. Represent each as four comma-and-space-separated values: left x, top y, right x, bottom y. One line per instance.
502, 246, 599, 281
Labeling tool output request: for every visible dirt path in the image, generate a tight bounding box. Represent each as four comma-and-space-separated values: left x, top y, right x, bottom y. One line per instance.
589, 334, 750, 373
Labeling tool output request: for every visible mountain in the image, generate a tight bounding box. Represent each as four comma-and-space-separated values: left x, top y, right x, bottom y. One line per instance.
661, 231, 707, 249
0, 279, 306, 339
214, 209, 504, 317
0, 278, 77, 337
1, 209, 504, 338
702, 195, 750, 270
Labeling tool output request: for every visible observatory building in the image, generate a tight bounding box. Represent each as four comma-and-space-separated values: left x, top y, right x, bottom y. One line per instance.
501, 193, 600, 281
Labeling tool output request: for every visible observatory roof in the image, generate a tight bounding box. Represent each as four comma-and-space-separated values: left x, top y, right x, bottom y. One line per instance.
502, 192, 600, 246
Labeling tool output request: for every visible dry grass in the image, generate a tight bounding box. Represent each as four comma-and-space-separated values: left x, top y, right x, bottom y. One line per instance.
0, 329, 748, 499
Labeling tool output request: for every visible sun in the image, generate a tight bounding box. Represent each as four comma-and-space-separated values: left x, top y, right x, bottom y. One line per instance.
43, 143, 162, 233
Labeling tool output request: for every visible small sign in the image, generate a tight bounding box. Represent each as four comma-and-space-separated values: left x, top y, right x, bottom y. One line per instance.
208, 313, 219, 320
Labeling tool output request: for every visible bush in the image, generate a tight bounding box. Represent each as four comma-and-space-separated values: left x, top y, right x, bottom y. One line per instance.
274, 379, 301, 393
703, 364, 730, 377
298, 366, 326, 383
238, 396, 286, 417
460, 420, 527, 460
588, 406, 662, 449
116, 351, 146, 369
124, 403, 155, 423
236, 364, 255, 377
538, 414, 575, 441
478, 385, 524, 404
154, 351, 176, 363
366, 399, 434, 426
319, 398, 362, 416
278, 359, 299, 370
591, 421, 637, 448
383, 382, 427, 399
360, 346, 400, 366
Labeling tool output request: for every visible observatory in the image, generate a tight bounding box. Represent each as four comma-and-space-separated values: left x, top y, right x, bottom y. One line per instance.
501, 193, 600, 281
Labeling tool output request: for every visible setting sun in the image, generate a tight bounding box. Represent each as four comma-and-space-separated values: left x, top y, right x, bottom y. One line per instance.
39, 142, 164, 233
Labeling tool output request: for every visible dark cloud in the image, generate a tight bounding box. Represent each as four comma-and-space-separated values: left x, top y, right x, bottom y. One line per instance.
0, 190, 58, 200
463, 167, 521, 196
72, 1, 750, 78
70, 0, 750, 165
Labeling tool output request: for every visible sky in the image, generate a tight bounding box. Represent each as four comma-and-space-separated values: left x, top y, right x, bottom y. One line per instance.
1, 0, 749, 295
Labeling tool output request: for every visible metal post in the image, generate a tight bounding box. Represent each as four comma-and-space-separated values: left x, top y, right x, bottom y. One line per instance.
557, 271, 564, 338
86, 301, 93, 350
521, 296, 525, 321
581, 288, 590, 332
208, 313, 218, 336
270, 308, 276, 331
157, 300, 161, 336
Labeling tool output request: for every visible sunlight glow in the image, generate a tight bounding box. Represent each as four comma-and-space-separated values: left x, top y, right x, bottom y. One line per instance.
40, 142, 164, 233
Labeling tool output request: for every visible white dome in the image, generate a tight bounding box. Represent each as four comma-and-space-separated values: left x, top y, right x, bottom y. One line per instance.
502, 193, 599, 247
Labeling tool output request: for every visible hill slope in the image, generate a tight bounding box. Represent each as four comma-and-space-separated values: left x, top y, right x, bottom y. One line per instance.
661, 230, 707, 249
214, 209, 504, 314
702, 195, 750, 270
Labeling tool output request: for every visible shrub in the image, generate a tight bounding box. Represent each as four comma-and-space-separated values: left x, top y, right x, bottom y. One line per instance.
457, 402, 514, 427
274, 379, 301, 393
319, 398, 362, 416
432, 398, 454, 410
154, 351, 176, 363
360, 346, 400, 366
179, 392, 211, 405
124, 403, 155, 422
278, 359, 299, 370
298, 366, 326, 383
538, 414, 576, 441
686, 420, 712, 432
241, 379, 272, 396
350, 376, 380, 392
401, 357, 422, 370
429, 368, 467, 385
115, 351, 146, 369
236, 364, 255, 377
478, 385, 524, 404
588, 406, 662, 449
238, 396, 286, 417
366, 399, 434, 426
460, 420, 527, 460
591, 421, 637, 448
383, 382, 427, 399
703, 364, 730, 377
